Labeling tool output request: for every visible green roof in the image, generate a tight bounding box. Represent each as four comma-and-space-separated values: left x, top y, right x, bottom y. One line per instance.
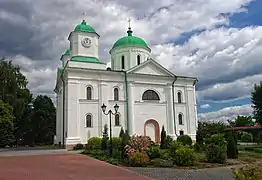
71, 56, 104, 64
58, 67, 64, 73
74, 20, 96, 33
111, 28, 150, 50
65, 49, 71, 55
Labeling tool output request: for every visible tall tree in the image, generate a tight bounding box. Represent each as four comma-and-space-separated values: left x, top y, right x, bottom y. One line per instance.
0, 59, 32, 142
252, 82, 262, 125
30, 95, 56, 145
228, 116, 255, 127
0, 100, 15, 147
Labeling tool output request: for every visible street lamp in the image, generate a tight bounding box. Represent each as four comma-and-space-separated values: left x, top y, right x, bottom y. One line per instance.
101, 103, 119, 157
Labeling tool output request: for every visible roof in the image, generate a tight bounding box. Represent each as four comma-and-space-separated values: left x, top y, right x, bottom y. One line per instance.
225, 125, 262, 131
71, 56, 104, 64
74, 20, 96, 33
111, 28, 150, 52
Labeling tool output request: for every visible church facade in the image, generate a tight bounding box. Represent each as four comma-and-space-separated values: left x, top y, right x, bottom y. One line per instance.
54, 19, 198, 148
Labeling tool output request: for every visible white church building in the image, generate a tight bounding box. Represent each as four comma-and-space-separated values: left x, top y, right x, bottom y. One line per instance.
54, 19, 198, 148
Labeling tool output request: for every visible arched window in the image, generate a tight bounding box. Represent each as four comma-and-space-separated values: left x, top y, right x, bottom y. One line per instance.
137, 55, 141, 65
177, 92, 182, 103
142, 90, 160, 100
86, 86, 92, 100
114, 88, 119, 101
115, 114, 120, 126
86, 114, 92, 127
121, 56, 125, 69
178, 114, 183, 125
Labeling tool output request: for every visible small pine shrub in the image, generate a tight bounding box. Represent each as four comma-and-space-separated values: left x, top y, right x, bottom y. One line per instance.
165, 135, 173, 149
86, 137, 102, 150
119, 127, 125, 138
101, 124, 109, 150
147, 145, 161, 159
226, 131, 238, 159
160, 125, 167, 149
173, 146, 196, 166
73, 143, 84, 150
128, 151, 150, 167
177, 135, 192, 146
204, 134, 227, 164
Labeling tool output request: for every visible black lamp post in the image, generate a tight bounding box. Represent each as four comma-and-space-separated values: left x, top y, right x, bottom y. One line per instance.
101, 103, 119, 157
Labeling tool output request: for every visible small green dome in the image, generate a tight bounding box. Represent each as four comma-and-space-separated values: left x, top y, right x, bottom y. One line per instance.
74, 20, 96, 33
65, 49, 71, 55
111, 28, 150, 50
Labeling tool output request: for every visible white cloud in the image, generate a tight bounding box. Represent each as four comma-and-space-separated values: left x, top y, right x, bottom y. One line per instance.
200, 104, 211, 109
198, 104, 253, 123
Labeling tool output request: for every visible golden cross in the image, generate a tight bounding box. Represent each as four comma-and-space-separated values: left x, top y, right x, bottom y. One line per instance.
128, 17, 131, 28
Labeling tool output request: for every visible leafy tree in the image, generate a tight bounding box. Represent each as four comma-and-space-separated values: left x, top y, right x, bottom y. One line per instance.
160, 125, 167, 149
0, 59, 32, 142
29, 95, 56, 145
101, 124, 109, 150
0, 100, 15, 147
252, 82, 262, 125
196, 122, 228, 144
228, 116, 255, 127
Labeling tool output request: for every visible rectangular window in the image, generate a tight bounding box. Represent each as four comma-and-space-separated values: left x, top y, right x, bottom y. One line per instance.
179, 130, 184, 136
121, 56, 125, 69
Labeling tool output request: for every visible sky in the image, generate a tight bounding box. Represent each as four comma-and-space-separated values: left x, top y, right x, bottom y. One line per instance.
0, 0, 262, 123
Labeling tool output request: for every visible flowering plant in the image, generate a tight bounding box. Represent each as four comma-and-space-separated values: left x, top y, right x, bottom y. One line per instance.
124, 134, 152, 157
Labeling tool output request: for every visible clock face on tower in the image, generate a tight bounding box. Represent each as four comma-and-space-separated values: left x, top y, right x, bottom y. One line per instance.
81, 38, 92, 48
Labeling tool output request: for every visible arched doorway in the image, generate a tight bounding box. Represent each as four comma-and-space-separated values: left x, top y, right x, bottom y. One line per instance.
144, 119, 160, 143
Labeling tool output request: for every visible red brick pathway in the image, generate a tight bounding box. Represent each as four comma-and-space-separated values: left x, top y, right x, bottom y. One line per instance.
0, 154, 149, 180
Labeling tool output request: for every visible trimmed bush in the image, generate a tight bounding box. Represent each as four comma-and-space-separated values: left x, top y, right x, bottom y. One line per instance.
86, 137, 102, 150
128, 151, 150, 167
204, 134, 227, 164
241, 132, 253, 142
173, 146, 196, 166
177, 135, 192, 146
169, 141, 183, 159
73, 143, 84, 150
151, 158, 173, 167
159, 149, 171, 160
147, 145, 161, 159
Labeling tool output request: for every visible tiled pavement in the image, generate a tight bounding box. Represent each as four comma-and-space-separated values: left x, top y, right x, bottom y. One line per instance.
0, 154, 149, 180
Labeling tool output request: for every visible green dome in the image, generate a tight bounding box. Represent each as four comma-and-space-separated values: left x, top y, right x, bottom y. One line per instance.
74, 20, 96, 33
111, 29, 150, 50
65, 49, 71, 55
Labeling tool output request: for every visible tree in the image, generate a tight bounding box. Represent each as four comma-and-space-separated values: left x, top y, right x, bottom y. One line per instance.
228, 116, 255, 127
252, 82, 262, 125
119, 127, 125, 139
0, 59, 32, 143
160, 125, 167, 149
196, 122, 228, 144
0, 100, 15, 147
101, 124, 109, 150
28, 95, 56, 145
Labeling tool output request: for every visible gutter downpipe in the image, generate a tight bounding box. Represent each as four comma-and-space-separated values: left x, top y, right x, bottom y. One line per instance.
172, 76, 178, 138
123, 70, 130, 135
61, 75, 65, 149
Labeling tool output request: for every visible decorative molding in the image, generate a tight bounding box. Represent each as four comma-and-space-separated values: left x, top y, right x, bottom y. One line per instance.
79, 99, 99, 104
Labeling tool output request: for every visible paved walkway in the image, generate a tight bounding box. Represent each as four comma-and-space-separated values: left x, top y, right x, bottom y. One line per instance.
0, 154, 148, 180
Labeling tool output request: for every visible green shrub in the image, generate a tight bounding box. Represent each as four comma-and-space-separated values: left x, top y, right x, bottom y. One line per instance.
173, 146, 196, 166
169, 141, 183, 159
226, 131, 238, 159
160, 125, 167, 149
147, 145, 161, 159
125, 135, 152, 157
204, 134, 227, 164
177, 135, 192, 146
193, 142, 204, 152
107, 137, 122, 158
86, 137, 102, 150
159, 149, 171, 160
73, 143, 84, 150
101, 124, 109, 150
241, 132, 253, 142
234, 165, 262, 180
165, 135, 173, 149
151, 158, 173, 167
128, 151, 150, 167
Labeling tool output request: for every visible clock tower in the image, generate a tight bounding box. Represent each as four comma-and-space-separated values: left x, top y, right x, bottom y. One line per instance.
68, 20, 99, 60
